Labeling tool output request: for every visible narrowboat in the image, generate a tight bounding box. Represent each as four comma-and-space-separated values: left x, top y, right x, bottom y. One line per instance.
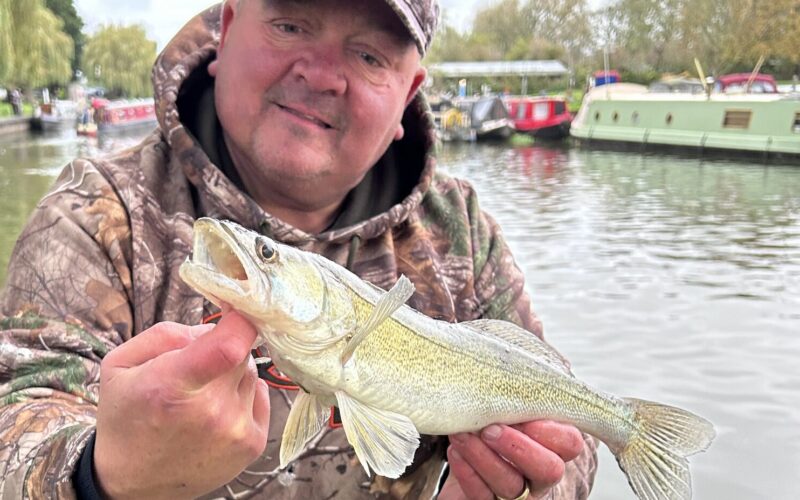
437, 95, 513, 142
503, 96, 572, 140
30, 100, 78, 133
96, 98, 157, 135
570, 76, 800, 160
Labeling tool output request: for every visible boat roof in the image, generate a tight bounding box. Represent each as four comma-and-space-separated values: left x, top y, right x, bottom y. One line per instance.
427, 60, 568, 77
502, 95, 567, 103
717, 73, 776, 85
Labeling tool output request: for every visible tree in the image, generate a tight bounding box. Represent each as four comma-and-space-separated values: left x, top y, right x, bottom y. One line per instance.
83, 24, 157, 98
4, 0, 74, 89
603, 0, 685, 71
0, 0, 13, 83
725, 0, 800, 68
44, 0, 85, 76
602, 0, 800, 77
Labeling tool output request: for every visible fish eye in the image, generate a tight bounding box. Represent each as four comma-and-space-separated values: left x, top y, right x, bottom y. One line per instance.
256, 238, 278, 263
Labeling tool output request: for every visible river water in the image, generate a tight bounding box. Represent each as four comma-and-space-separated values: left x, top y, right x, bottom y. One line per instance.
1, 129, 799, 499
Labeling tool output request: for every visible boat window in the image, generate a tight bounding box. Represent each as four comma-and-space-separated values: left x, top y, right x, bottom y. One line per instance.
666, 113, 673, 125
723, 110, 752, 129
554, 101, 566, 115
594, 111, 601, 122
612, 112, 619, 123
517, 103, 527, 120
534, 102, 549, 121
793, 113, 800, 133
632, 112, 640, 125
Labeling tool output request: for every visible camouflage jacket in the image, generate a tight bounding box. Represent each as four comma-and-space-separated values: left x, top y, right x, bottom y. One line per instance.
0, 4, 596, 499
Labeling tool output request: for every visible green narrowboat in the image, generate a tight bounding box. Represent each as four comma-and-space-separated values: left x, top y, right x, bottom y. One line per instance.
570, 82, 800, 160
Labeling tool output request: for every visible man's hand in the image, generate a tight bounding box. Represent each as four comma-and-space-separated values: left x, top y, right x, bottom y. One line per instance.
94, 312, 270, 499
439, 421, 585, 500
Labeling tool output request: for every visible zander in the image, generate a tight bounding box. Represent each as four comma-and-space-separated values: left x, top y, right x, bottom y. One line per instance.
180, 218, 715, 500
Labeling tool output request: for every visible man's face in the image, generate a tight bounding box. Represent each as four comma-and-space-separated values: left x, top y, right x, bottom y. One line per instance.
211, 0, 427, 211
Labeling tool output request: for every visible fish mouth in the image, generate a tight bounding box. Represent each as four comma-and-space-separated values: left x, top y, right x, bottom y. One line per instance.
181, 219, 257, 301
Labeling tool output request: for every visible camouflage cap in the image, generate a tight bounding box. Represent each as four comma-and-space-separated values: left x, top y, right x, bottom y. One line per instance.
383, 0, 440, 56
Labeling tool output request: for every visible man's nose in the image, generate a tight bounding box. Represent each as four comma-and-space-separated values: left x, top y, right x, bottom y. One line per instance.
291, 45, 347, 96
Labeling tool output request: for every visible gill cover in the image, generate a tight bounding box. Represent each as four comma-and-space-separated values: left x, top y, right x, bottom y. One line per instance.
253, 237, 355, 351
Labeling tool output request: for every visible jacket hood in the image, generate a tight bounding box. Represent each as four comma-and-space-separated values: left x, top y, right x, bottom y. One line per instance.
151, 3, 438, 246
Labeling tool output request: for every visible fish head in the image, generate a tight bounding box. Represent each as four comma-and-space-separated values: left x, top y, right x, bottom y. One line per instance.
179, 218, 332, 332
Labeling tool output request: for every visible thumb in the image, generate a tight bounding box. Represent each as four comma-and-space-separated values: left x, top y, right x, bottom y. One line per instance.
170, 311, 259, 390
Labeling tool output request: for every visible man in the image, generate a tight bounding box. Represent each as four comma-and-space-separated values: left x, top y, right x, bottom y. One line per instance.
0, 0, 597, 498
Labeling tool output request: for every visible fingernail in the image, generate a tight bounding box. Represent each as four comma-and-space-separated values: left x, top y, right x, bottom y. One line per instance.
482, 424, 503, 441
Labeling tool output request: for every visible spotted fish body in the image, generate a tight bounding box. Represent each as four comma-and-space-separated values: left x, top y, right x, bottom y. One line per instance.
180, 218, 715, 500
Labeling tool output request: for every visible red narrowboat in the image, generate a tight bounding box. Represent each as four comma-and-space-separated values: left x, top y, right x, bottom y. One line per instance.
503, 96, 572, 140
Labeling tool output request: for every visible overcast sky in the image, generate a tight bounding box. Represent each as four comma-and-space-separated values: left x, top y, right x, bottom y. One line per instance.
73, 0, 544, 51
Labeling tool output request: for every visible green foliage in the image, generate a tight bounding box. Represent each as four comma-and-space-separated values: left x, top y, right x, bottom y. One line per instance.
603, 0, 800, 77
429, 0, 592, 65
0, 0, 73, 88
83, 24, 157, 98
44, 0, 85, 75
0, 0, 13, 82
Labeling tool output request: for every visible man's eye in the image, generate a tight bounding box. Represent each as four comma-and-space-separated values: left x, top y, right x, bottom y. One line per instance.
359, 51, 382, 67
276, 23, 301, 34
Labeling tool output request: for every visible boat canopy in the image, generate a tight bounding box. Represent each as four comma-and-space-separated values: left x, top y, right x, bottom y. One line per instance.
427, 60, 568, 78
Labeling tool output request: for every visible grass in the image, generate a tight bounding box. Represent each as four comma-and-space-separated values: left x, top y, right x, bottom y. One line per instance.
0, 103, 34, 117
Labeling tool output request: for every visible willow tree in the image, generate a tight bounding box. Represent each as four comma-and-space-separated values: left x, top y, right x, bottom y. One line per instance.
44, 0, 85, 75
0, 0, 73, 88
0, 0, 13, 83
83, 24, 157, 98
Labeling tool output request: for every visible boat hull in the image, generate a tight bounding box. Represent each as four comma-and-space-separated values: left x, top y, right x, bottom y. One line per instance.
525, 120, 571, 140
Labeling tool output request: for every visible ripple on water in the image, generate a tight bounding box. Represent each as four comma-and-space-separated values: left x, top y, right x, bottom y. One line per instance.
440, 142, 800, 500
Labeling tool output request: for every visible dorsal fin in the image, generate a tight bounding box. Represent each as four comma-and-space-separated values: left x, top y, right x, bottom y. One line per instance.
460, 319, 572, 375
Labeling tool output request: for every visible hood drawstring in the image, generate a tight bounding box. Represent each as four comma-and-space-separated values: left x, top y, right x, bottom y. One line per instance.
345, 235, 362, 271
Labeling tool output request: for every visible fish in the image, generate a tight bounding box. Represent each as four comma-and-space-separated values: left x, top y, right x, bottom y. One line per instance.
179, 217, 716, 500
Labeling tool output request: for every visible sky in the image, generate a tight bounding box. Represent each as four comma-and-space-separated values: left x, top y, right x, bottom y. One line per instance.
74, 0, 510, 51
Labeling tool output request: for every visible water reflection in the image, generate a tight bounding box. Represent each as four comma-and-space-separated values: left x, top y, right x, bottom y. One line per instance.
438, 142, 800, 500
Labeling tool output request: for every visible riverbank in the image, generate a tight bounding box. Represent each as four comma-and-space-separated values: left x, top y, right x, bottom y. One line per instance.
0, 116, 31, 135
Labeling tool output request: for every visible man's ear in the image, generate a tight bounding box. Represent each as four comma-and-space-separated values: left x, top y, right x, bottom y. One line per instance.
209, 1, 237, 77
405, 66, 427, 108
393, 66, 428, 141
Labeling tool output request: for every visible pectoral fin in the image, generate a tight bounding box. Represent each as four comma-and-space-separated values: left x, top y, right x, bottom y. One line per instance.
279, 391, 329, 468
335, 391, 420, 478
340, 275, 415, 365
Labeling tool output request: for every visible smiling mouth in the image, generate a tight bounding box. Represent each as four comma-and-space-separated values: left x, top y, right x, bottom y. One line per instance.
276, 103, 333, 129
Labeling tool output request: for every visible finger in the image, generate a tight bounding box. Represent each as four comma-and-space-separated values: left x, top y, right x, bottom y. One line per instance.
172, 311, 259, 389
449, 432, 524, 500
446, 445, 493, 500
480, 424, 565, 493
104, 322, 213, 369
513, 420, 585, 462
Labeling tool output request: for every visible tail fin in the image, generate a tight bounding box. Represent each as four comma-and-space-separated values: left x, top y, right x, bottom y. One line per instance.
615, 398, 715, 500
